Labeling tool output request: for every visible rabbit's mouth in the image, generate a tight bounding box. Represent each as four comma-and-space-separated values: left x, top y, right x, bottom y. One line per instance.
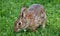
14, 28, 21, 32
17, 29, 21, 32
16, 29, 26, 32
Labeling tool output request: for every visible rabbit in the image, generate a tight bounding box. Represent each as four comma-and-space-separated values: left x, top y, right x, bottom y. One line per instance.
14, 4, 46, 32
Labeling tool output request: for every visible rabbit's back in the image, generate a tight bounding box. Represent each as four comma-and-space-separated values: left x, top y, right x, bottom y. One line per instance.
26, 4, 46, 28
28, 4, 44, 12
27, 4, 45, 18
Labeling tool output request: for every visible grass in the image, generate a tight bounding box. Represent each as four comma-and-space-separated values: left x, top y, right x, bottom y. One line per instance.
1, 0, 60, 36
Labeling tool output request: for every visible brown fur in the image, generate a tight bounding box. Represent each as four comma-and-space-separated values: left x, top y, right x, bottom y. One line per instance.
14, 4, 46, 32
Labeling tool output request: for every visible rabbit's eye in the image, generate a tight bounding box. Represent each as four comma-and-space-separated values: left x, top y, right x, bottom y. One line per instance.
19, 23, 21, 25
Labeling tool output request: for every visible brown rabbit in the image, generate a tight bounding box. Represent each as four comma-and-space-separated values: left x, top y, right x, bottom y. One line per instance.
14, 4, 46, 32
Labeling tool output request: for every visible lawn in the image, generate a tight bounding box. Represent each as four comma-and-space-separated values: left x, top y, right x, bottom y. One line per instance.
0, 0, 60, 36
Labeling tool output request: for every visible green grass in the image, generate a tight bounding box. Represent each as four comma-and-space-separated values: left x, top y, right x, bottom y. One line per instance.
0, 0, 60, 36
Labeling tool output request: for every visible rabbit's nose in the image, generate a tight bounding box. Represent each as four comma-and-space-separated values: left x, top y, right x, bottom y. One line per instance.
14, 29, 17, 32
14, 27, 19, 32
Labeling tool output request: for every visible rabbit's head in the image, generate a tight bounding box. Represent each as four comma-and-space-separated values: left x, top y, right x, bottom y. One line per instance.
14, 7, 27, 32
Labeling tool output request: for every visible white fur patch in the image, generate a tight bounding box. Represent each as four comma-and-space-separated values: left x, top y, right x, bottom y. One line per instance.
24, 29, 26, 31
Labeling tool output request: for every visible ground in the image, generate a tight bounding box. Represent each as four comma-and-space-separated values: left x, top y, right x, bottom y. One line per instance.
0, 0, 60, 36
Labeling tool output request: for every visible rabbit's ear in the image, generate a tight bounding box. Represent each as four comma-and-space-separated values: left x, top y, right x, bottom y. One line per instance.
21, 7, 27, 13
20, 7, 27, 18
